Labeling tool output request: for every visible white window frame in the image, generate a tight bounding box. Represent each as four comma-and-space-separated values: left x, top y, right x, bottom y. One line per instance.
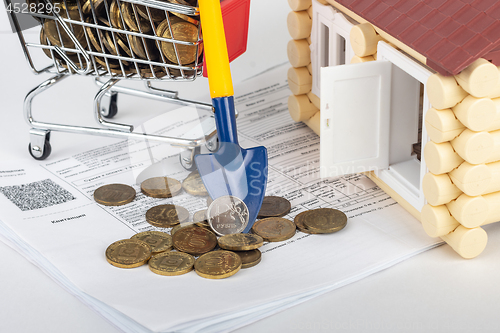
311, 0, 356, 96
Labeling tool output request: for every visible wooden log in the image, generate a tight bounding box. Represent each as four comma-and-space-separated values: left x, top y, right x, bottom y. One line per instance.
288, 0, 311, 11
487, 66, 500, 99
307, 62, 312, 75
451, 129, 496, 165
426, 73, 468, 110
425, 108, 465, 143
288, 94, 318, 122
449, 161, 500, 197
423, 141, 464, 175
452, 96, 496, 132
287, 11, 312, 40
306, 5, 313, 18
421, 205, 489, 258
350, 55, 375, 64
307, 91, 320, 109
455, 58, 500, 98
287, 39, 311, 68
422, 173, 462, 206
447, 192, 500, 228
288, 67, 312, 95
304, 110, 320, 135
349, 23, 382, 57
421, 204, 460, 238
441, 225, 488, 259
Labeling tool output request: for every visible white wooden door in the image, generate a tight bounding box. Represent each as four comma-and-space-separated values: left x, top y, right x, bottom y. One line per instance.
320, 61, 392, 178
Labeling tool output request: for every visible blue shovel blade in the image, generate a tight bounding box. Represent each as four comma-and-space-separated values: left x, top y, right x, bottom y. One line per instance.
195, 142, 268, 233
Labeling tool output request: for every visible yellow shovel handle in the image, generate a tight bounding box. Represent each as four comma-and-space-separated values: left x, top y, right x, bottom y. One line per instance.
199, 0, 234, 98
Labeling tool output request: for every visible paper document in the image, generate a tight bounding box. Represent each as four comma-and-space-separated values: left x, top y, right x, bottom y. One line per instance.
0, 64, 441, 333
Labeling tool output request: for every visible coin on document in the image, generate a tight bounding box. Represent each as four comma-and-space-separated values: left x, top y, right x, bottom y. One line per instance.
160, 19, 202, 65
192, 209, 207, 223
141, 176, 181, 198
218, 233, 263, 251
146, 204, 189, 228
131, 231, 172, 253
94, 183, 136, 206
172, 226, 217, 256
293, 211, 320, 234
170, 222, 197, 235
149, 251, 194, 276
121, 1, 152, 33
302, 208, 347, 234
257, 196, 291, 218
194, 250, 242, 279
207, 195, 249, 236
252, 217, 296, 242
182, 171, 208, 196
106, 239, 152, 268
232, 249, 262, 269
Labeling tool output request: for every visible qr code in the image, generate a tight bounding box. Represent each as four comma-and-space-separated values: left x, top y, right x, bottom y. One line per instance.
0, 179, 76, 211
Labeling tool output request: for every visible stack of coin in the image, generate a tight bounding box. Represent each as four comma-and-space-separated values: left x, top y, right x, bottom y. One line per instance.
39, 0, 201, 78
293, 208, 347, 234
100, 180, 349, 280
218, 233, 263, 269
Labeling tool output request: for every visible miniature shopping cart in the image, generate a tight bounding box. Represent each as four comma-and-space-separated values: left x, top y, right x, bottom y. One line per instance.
6, 0, 250, 170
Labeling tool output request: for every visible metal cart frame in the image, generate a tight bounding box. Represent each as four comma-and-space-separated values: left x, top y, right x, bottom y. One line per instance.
7, 0, 221, 170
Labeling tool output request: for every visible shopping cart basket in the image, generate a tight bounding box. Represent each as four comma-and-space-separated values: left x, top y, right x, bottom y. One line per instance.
6, 0, 249, 170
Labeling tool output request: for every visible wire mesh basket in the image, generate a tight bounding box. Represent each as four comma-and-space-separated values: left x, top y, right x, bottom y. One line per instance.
7, 0, 228, 168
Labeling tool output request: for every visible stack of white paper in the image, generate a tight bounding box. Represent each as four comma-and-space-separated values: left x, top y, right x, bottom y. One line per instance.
0, 65, 441, 333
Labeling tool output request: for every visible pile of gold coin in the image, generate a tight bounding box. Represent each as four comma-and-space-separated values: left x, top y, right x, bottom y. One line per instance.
38, 0, 201, 78
97, 173, 349, 279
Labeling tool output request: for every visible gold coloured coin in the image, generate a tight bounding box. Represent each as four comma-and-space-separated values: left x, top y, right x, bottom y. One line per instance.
146, 204, 189, 228
258, 196, 291, 218
109, 0, 124, 29
136, 3, 166, 22
232, 249, 262, 269
149, 251, 194, 276
172, 226, 217, 256
192, 209, 207, 223
169, 0, 200, 25
43, 19, 86, 50
105, 239, 152, 268
136, 65, 167, 78
141, 176, 181, 198
182, 171, 208, 196
94, 183, 136, 206
129, 35, 160, 60
293, 211, 320, 234
194, 250, 242, 279
170, 222, 196, 235
218, 234, 263, 251
160, 20, 202, 65
131, 231, 172, 253
121, 2, 152, 32
303, 208, 348, 234
252, 217, 296, 242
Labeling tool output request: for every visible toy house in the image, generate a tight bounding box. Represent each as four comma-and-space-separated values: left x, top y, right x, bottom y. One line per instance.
286, 0, 500, 258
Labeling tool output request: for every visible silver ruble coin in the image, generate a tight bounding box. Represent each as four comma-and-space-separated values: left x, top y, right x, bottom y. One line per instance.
207, 195, 249, 236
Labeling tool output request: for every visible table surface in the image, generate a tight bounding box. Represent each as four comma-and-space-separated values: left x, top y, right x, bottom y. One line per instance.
2, 2, 500, 332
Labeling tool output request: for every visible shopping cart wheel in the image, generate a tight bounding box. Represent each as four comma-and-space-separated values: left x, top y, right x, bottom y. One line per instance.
205, 136, 219, 152
101, 93, 118, 119
179, 146, 201, 171
28, 140, 51, 160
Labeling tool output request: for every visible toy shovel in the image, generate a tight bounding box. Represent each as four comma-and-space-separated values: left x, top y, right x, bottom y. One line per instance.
195, 0, 268, 233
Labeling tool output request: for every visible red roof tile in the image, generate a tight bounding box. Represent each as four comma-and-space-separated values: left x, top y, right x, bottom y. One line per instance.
335, 0, 500, 75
